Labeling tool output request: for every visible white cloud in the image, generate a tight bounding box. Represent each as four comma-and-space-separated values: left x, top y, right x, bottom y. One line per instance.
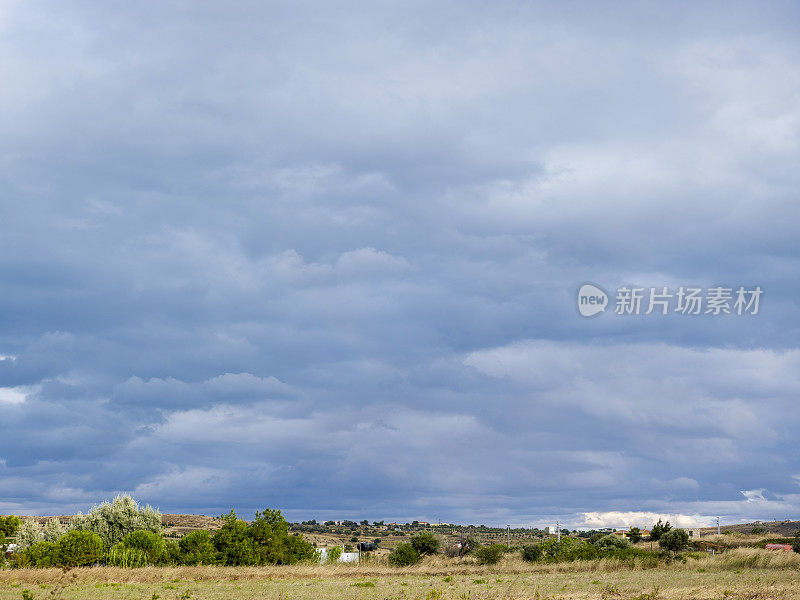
579, 511, 710, 530
741, 489, 767, 503
0, 385, 34, 404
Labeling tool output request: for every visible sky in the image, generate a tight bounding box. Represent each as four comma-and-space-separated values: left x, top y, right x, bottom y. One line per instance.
1, 0, 799, 529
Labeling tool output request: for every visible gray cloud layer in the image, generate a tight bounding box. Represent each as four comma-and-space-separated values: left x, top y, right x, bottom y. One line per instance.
1, 1, 799, 527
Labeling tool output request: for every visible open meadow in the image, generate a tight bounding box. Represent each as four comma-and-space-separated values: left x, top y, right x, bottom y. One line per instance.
2, 549, 799, 600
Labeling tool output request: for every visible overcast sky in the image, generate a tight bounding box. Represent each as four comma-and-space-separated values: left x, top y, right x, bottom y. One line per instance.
1, 1, 799, 529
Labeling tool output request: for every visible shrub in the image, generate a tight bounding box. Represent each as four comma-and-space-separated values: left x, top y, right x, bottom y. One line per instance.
123, 530, 165, 563
659, 529, 689, 553
21, 541, 57, 568
539, 537, 602, 562
0, 515, 21, 538
594, 534, 630, 550
792, 537, 800, 554
161, 539, 182, 565
411, 531, 440, 555
71, 495, 161, 549
389, 542, 421, 566
56, 530, 104, 566
179, 530, 218, 565
589, 532, 605, 544
445, 536, 479, 558
474, 544, 505, 565
521, 544, 542, 562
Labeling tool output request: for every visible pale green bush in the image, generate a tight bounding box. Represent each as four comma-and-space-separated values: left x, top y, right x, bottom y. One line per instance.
42, 517, 65, 543
14, 520, 42, 551
70, 494, 161, 549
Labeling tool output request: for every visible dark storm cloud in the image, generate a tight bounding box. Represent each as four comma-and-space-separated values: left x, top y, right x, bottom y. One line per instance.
1, 0, 799, 526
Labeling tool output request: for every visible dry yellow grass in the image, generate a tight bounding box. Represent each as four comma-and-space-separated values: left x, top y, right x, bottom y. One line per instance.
0, 550, 798, 599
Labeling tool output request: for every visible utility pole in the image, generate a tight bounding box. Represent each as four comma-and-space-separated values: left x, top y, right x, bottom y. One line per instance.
557, 520, 561, 542
717, 517, 720, 535
506, 525, 510, 548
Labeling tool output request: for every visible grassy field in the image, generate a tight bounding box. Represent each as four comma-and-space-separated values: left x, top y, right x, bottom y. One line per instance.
1, 549, 799, 600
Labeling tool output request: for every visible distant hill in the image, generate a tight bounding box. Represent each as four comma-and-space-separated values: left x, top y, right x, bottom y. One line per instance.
697, 519, 800, 537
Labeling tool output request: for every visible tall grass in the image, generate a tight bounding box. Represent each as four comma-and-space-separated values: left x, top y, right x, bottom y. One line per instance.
1, 548, 797, 586
104, 545, 150, 568
696, 548, 800, 570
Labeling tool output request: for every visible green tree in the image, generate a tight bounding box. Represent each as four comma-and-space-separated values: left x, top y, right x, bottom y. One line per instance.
388, 542, 420, 566
56, 530, 104, 567
0, 515, 21, 538
791, 537, 800, 554
282, 532, 317, 563
249, 508, 288, 564
628, 527, 642, 544
650, 519, 672, 541
658, 528, 689, 553
122, 530, 165, 564
212, 510, 257, 566
249, 508, 316, 564
179, 530, 218, 565
20, 541, 57, 568
410, 531, 440, 555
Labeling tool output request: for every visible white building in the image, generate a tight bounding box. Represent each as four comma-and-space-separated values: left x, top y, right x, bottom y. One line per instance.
316, 548, 360, 563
